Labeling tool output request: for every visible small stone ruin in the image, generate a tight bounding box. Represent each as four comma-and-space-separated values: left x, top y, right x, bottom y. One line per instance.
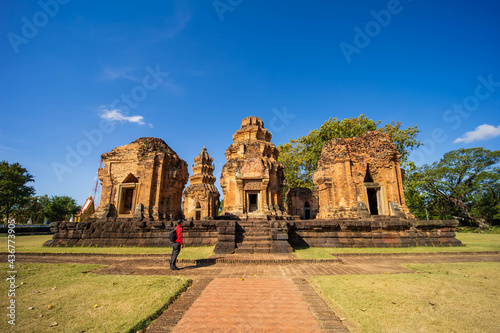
286, 188, 319, 220
183, 147, 220, 220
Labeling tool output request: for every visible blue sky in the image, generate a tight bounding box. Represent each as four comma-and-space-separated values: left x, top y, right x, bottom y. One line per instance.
1, 0, 499, 206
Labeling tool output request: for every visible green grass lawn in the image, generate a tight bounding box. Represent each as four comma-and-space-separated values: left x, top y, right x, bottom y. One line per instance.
294, 233, 500, 259
0, 235, 214, 259
312, 262, 500, 333
0, 263, 190, 332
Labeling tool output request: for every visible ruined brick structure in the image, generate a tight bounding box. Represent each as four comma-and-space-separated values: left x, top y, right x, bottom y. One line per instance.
47, 124, 462, 252
220, 116, 286, 218
286, 188, 319, 220
94, 137, 188, 220
183, 147, 220, 220
313, 131, 413, 219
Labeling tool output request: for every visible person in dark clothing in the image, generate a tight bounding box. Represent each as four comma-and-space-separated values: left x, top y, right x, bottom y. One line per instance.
170, 219, 184, 270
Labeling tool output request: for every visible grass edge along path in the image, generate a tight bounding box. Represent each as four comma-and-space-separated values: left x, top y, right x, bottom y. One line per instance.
293, 233, 500, 259
311, 261, 500, 333
0, 263, 191, 333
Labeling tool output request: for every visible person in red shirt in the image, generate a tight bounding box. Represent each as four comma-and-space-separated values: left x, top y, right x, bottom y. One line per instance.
170, 219, 184, 270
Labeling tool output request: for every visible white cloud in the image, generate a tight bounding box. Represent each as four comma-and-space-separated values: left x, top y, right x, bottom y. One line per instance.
100, 66, 139, 82
454, 124, 500, 143
100, 108, 145, 125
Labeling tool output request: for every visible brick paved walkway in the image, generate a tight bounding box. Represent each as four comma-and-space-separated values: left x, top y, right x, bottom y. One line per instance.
13, 252, 500, 332
170, 278, 325, 333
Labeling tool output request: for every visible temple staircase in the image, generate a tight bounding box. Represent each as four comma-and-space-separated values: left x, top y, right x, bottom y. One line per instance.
235, 220, 272, 254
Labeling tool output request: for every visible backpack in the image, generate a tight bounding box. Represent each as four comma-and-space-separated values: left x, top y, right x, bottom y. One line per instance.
169, 227, 177, 243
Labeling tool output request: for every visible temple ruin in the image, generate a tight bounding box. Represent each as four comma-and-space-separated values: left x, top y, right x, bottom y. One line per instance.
95, 137, 189, 220
313, 131, 413, 219
183, 147, 220, 220
47, 119, 461, 251
220, 116, 286, 218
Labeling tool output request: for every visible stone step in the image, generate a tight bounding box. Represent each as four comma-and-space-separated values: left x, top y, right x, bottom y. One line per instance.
234, 248, 254, 254
244, 236, 272, 242
237, 231, 271, 237
236, 241, 272, 248
237, 226, 270, 231
237, 221, 270, 226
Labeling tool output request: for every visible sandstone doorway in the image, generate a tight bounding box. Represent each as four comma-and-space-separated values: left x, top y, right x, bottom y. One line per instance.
117, 174, 138, 216
367, 188, 379, 215
247, 192, 259, 213
303, 201, 311, 220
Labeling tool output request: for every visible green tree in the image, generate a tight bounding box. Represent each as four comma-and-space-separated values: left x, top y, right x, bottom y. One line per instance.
278, 115, 421, 192
11, 195, 49, 224
406, 148, 500, 227
0, 161, 35, 224
43, 196, 81, 222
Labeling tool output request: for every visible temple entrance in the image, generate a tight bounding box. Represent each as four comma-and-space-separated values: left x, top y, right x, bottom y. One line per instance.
195, 202, 201, 220
367, 188, 379, 215
118, 186, 136, 215
303, 201, 311, 220
118, 174, 138, 215
247, 192, 258, 213
122, 188, 134, 214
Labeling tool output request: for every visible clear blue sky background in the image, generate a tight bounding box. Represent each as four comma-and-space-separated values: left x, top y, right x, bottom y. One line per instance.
1, 0, 499, 207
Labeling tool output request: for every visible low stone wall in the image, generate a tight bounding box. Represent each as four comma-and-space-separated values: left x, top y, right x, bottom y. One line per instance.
45, 218, 218, 248
288, 218, 462, 248
45, 217, 463, 252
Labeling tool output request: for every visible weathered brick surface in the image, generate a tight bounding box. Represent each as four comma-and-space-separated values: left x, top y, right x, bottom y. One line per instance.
171, 278, 324, 333
313, 131, 413, 219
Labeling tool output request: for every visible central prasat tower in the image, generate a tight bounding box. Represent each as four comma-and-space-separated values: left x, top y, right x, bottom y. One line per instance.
220, 116, 286, 218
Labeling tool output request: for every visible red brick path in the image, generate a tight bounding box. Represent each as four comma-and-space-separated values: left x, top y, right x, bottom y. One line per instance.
171, 278, 324, 333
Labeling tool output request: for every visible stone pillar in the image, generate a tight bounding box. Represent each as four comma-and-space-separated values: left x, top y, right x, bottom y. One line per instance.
261, 179, 270, 213
236, 179, 244, 213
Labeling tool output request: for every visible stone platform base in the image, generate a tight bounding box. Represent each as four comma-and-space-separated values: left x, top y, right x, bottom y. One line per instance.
45, 217, 462, 253
288, 218, 462, 248
45, 218, 218, 248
